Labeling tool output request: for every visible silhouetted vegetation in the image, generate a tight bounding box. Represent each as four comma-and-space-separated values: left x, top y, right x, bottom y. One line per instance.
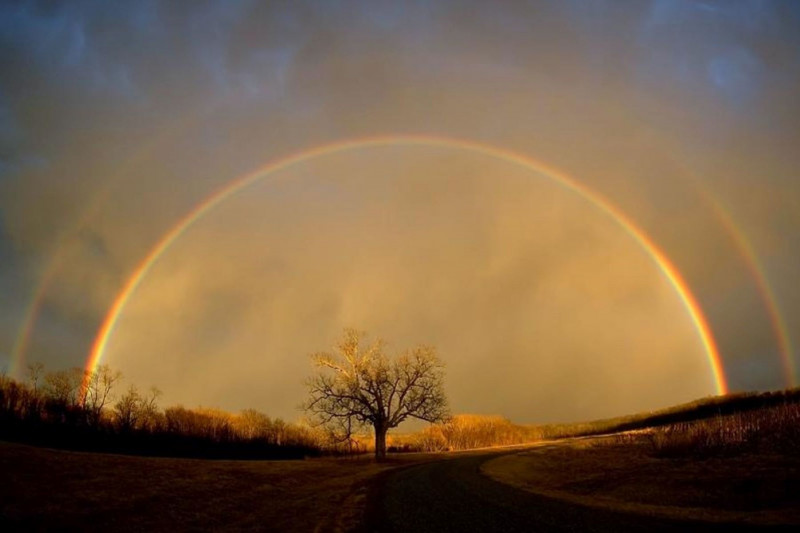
389, 389, 800, 454
645, 400, 800, 457
0, 364, 325, 459
538, 388, 800, 440
5, 358, 799, 461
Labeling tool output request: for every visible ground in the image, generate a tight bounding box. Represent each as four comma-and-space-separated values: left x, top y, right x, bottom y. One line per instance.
483, 436, 800, 526
0, 441, 430, 532
3, 437, 799, 531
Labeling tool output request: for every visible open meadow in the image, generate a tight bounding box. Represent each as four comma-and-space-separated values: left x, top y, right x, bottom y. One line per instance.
0, 440, 430, 532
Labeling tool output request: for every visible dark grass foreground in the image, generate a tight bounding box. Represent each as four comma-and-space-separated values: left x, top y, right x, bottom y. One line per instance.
484, 438, 800, 526
482, 400, 800, 526
0, 440, 395, 532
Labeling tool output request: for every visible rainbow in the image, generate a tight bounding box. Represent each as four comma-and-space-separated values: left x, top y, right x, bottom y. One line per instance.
8, 197, 112, 380
706, 198, 795, 386
8, 255, 61, 378
83, 135, 729, 394
8, 105, 222, 380
650, 131, 795, 388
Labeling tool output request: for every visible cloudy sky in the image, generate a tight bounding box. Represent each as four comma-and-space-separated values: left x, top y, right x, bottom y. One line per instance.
1, 0, 798, 425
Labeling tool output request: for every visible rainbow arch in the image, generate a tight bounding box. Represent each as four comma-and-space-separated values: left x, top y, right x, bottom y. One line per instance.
646, 128, 795, 388
8, 194, 115, 380
84, 135, 728, 394
8, 104, 226, 380
706, 198, 795, 386
9, 255, 61, 379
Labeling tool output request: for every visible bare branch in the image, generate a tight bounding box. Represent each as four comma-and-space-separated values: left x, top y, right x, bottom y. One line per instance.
303, 329, 449, 459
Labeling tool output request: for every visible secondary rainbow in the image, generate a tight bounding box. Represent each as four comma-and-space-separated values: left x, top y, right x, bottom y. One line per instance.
9, 256, 61, 378
84, 135, 729, 394
9, 104, 231, 380
8, 197, 113, 379
706, 198, 795, 386
655, 134, 795, 388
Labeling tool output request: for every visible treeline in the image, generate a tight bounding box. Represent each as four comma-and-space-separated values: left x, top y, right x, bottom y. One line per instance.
383, 414, 543, 452
0, 364, 327, 459
415, 414, 542, 451
386, 389, 800, 453
1, 364, 550, 459
7, 363, 797, 460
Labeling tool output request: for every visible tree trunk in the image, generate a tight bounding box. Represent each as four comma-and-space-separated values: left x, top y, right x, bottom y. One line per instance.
374, 423, 388, 461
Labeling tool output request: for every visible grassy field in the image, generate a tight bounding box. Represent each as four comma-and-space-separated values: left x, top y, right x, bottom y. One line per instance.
482, 394, 800, 526
483, 435, 800, 525
0, 441, 442, 532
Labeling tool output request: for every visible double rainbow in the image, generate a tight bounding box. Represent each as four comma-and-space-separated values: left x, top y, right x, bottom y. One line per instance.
80, 135, 728, 394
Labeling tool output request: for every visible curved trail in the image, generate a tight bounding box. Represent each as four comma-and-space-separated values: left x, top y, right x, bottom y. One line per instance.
361, 451, 764, 532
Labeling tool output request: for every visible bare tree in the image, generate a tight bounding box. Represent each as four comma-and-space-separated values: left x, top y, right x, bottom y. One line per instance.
139, 386, 162, 430
304, 329, 449, 460
114, 385, 142, 432
26, 362, 45, 393
82, 364, 122, 425
114, 385, 161, 432
43, 367, 84, 406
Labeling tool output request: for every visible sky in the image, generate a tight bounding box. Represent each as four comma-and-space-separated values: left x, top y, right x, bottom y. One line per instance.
1, 0, 798, 426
